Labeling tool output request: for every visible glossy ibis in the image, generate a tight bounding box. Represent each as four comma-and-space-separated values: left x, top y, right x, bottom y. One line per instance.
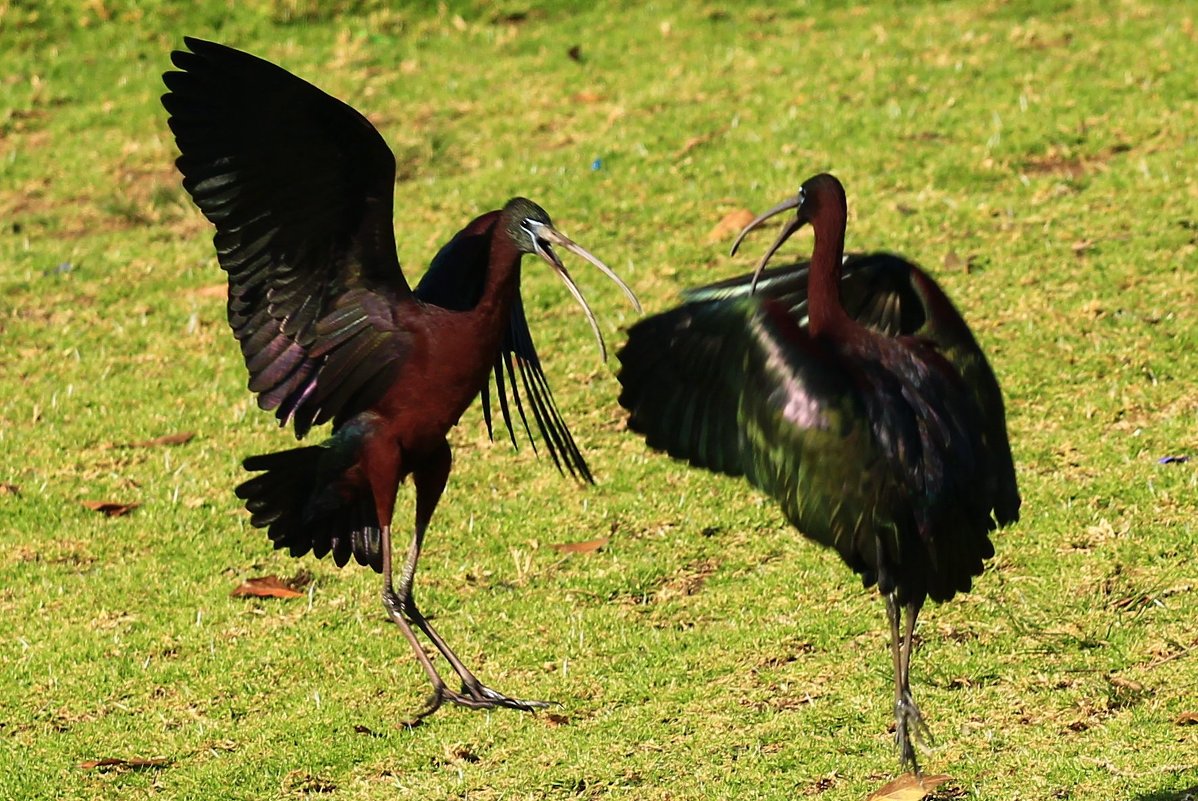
616, 173, 1018, 772
162, 37, 639, 721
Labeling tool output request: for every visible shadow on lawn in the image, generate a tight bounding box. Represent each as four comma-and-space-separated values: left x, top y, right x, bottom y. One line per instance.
1131, 787, 1197, 801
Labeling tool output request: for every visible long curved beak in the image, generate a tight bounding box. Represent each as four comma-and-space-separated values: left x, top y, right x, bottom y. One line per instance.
729, 195, 806, 294
535, 227, 641, 362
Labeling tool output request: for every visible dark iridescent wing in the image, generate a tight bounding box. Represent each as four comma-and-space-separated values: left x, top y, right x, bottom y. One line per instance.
415, 216, 593, 483
734, 302, 915, 571
616, 299, 753, 476
617, 294, 997, 601
617, 296, 892, 564
901, 266, 1020, 525
685, 252, 1019, 525
500, 293, 594, 483
684, 252, 927, 336
162, 37, 412, 438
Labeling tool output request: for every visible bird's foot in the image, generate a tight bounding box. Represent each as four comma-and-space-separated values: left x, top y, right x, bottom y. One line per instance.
400, 683, 552, 727
894, 691, 933, 775
458, 681, 555, 713
398, 686, 449, 728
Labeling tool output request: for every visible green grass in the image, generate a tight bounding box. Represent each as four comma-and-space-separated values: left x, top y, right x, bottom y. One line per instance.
2, 1, 1197, 799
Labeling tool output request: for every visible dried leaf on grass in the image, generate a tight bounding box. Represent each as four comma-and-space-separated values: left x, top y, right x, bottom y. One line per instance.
1176, 711, 1198, 725
867, 773, 951, 801
550, 537, 609, 554
0, 482, 20, 496
230, 574, 310, 599
543, 713, 570, 727
81, 500, 139, 517
1107, 675, 1144, 693
112, 432, 195, 449
80, 757, 169, 770
190, 284, 227, 299
943, 251, 979, 273
706, 208, 756, 243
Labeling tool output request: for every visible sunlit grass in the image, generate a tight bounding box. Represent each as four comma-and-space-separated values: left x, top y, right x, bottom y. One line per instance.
1, 2, 1196, 799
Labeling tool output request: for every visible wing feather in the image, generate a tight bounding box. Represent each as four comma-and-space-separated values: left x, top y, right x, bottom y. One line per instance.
163, 37, 413, 437
683, 251, 1018, 525
620, 246, 1019, 602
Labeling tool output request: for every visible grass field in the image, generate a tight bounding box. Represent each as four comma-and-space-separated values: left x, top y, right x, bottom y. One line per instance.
2, 1, 1196, 799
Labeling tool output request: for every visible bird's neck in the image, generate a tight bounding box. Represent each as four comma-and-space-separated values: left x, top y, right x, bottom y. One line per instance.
474, 226, 523, 321
806, 205, 851, 337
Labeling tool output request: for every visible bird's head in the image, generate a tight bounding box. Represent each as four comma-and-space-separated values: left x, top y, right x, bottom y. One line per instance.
729, 173, 847, 293
500, 197, 641, 360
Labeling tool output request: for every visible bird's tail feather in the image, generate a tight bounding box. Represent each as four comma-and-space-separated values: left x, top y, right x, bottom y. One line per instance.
235, 443, 383, 572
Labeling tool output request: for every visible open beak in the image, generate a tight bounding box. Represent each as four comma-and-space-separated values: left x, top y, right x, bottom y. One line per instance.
729, 195, 807, 294
534, 226, 641, 362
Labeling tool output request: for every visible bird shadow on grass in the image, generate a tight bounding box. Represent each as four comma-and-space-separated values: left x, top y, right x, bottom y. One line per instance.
1130, 787, 1197, 801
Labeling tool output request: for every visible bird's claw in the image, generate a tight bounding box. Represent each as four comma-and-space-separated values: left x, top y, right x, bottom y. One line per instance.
468, 684, 555, 712
400, 683, 552, 727
399, 688, 448, 728
894, 691, 933, 773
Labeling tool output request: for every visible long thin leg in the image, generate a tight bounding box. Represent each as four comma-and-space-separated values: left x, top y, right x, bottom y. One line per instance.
379, 524, 452, 701
899, 600, 917, 693
900, 599, 932, 746
886, 593, 931, 776
386, 440, 549, 722
396, 441, 475, 686
360, 434, 459, 713
885, 594, 916, 774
